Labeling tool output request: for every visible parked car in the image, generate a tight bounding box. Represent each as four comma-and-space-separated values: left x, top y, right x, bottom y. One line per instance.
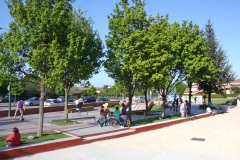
0, 96, 15, 103
133, 96, 145, 102
82, 96, 96, 103
98, 97, 110, 102
25, 97, 40, 106
44, 99, 63, 107
57, 96, 74, 102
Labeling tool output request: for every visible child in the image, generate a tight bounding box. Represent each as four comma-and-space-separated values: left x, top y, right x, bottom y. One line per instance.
121, 103, 127, 119
5, 127, 21, 147
114, 106, 120, 120
100, 106, 104, 115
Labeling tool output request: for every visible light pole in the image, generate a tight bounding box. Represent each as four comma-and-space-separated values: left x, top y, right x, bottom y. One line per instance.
7, 82, 11, 117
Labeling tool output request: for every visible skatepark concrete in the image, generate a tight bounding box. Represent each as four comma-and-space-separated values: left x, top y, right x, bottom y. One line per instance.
1, 104, 238, 160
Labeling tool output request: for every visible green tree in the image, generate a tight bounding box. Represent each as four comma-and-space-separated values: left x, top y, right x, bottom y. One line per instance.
5, 0, 78, 136
52, 9, 104, 120
80, 86, 97, 97
0, 29, 26, 99
175, 82, 188, 94
143, 15, 184, 118
105, 0, 149, 120
179, 21, 216, 110
198, 20, 235, 102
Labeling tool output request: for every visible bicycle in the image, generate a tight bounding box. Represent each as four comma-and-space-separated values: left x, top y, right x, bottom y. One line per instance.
97, 116, 114, 127
111, 116, 131, 128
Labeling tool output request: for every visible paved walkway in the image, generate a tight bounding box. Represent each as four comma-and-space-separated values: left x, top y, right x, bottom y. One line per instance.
0, 104, 211, 137
0, 104, 232, 159
5, 107, 239, 160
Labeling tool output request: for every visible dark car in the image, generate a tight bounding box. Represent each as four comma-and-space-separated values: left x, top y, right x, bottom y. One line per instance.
0, 96, 15, 103
98, 97, 110, 102
82, 96, 96, 103
57, 96, 74, 102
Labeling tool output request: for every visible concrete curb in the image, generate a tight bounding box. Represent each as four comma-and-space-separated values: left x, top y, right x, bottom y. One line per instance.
0, 112, 219, 159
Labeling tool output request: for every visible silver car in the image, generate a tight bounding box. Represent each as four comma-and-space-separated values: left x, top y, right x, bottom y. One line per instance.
25, 97, 40, 106
44, 99, 63, 107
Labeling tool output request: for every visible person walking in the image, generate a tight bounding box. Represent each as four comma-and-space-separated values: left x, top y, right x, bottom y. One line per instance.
14, 100, 25, 120
180, 100, 186, 118
175, 98, 179, 112
185, 100, 190, 117
75, 98, 80, 110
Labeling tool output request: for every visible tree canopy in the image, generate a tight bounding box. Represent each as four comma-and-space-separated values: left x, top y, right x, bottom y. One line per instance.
198, 20, 235, 102
4, 0, 103, 136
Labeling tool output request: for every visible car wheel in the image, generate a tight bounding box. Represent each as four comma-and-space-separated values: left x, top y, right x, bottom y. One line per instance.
30, 103, 33, 106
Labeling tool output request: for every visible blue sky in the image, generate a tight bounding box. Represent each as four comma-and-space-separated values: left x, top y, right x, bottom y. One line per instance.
1, 0, 240, 87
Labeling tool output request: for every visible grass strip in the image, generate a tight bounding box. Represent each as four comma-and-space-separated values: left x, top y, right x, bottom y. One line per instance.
52, 120, 83, 126
132, 115, 181, 126
0, 131, 70, 149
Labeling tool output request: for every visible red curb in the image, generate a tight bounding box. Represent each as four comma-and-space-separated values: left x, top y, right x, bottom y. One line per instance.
0, 112, 220, 159
81, 128, 130, 138
0, 138, 82, 159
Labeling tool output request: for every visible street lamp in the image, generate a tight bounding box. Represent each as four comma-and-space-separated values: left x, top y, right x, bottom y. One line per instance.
7, 82, 11, 117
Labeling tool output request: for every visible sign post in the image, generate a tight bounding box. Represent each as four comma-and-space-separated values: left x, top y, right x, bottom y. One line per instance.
8, 82, 11, 118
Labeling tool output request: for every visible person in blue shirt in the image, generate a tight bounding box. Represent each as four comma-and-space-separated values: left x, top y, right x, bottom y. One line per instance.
208, 101, 213, 109
174, 94, 177, 101
114, 106, 120, 119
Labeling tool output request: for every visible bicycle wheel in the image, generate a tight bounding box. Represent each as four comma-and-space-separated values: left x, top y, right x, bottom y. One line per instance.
97, 117, 104, 127
126, 119, 131, 128
111, 119, 120, 128
108, 118, 114, 126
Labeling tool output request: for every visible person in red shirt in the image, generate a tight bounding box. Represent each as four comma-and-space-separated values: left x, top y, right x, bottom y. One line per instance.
100, 106, 104, 115
5, 127, 21, 147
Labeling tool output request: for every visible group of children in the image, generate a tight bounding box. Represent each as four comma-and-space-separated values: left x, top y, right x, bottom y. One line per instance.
170, 94, 190, 117
99, 103, 128, 127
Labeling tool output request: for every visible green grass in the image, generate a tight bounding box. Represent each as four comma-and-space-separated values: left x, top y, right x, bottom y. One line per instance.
211, 98, 228, 105
132, 115, 180, 126
52, 120, 83, 126
0, 131, 70, 149
150, 104, 162, 111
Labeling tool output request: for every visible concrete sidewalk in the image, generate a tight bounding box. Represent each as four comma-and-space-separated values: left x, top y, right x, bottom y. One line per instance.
6, 107, 240, 160
0, 104, 212, 137
0, 104, 230, 159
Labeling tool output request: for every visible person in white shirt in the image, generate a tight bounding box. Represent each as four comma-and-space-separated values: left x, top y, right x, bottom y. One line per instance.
180, 100, 186, 117
75, 98, 79, 110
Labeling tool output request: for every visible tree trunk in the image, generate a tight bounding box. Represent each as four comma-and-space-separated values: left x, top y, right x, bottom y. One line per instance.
144, 89, 148, 113
37, 79, 44, 137
188, 82, 192, 114
161, 94, 167, 118
208, 92, 211, 103
127, 87, 133, 122
64, 88, 69, 121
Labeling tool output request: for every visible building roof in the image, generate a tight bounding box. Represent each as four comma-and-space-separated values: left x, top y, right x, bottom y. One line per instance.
230, 79, 240, 86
